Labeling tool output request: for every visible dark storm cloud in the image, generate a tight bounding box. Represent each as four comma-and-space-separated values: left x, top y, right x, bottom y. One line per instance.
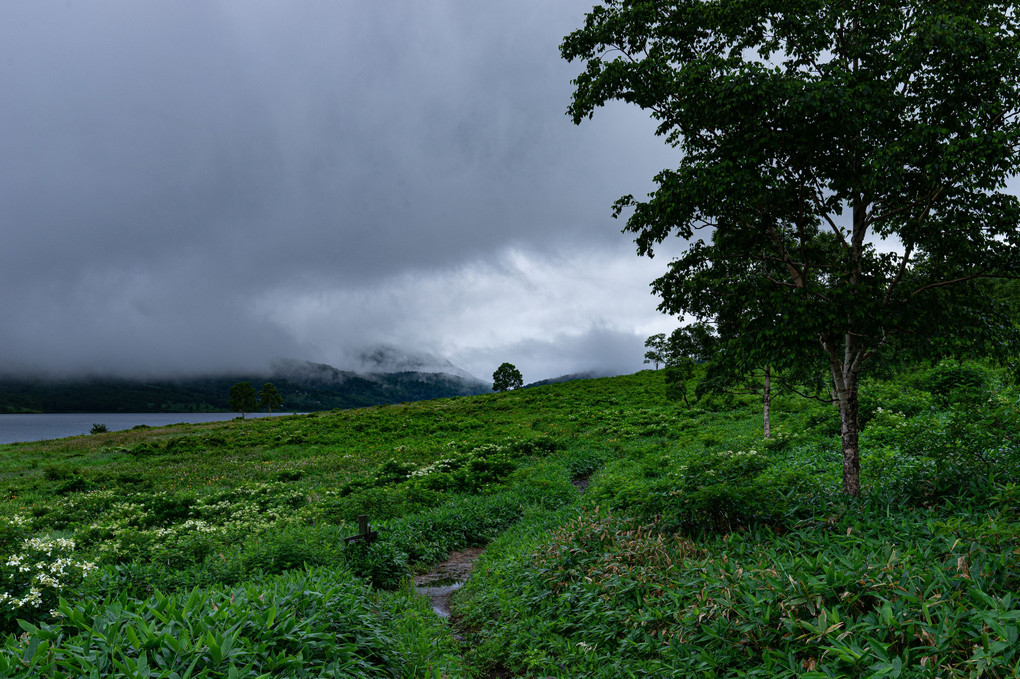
0, 1, 680, 379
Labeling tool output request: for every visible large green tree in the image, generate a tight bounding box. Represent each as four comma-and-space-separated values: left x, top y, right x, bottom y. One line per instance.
562, 1, 1020, 495
492, 363, 524, 392
258, 382, 284, 415
229, 382, 258, 419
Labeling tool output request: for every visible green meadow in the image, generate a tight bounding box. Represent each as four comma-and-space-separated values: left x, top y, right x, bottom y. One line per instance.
0, 362, 1018, 677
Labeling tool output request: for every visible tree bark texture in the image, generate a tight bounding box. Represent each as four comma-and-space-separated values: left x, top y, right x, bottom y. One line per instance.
831, 364, 862, 496
823, 334, 863, 497
837, 379, 861, 497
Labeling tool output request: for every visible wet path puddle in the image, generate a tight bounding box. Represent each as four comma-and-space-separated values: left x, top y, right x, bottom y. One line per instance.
413, 547, 485, 618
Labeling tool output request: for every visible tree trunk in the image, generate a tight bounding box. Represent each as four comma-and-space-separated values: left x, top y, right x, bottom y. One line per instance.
831, 365, 861, 497
763, 365, 771, 439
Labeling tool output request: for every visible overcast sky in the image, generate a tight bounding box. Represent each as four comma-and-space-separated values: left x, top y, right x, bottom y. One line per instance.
10, 4, 1014, 384
0, 0, 691, 382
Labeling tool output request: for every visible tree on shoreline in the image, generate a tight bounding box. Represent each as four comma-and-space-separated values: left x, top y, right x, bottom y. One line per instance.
258, 383, 284, 415
562, 0, 1020, 496
229, 382, 258, 419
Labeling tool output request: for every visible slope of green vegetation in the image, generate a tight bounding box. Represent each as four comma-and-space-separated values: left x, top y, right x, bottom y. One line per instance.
0, 362, 1017, 677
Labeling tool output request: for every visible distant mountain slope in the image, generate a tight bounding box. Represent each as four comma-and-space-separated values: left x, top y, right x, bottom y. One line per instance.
350, 347, 479, 380
524, 371, 605, 388
0, 358, 490, 414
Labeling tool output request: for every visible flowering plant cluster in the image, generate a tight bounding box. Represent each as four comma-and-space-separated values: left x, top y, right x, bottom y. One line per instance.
1, 514, 97, 631
396, 442, 518, 493
61, 483, 310, 566
332, 439, 538, 502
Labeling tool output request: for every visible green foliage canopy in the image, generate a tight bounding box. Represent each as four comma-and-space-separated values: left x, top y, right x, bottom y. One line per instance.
643, 333, 668, 368
228, 382, 258, 419
258, 382, 284, 414
562, 0, 1020, 495
492, 363, 524, 392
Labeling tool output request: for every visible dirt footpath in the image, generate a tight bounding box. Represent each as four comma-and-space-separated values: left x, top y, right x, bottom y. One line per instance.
412, 546, 486, 618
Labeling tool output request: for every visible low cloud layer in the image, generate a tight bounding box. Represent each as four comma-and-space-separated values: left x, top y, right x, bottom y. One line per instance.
6, 2, 1017, 383
0, 2, 683, 381
254, 244, 678, 380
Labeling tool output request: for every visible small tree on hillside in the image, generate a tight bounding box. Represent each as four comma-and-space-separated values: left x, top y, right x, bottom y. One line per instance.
663, 324, 715, 410
663, 357, 695, 407
492, 363, 524, 392
643, 333, 668, 369
229, 382, 258, 419
258, 382, 284, 414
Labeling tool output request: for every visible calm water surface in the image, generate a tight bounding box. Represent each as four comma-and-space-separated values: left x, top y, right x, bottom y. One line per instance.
0, 412, 299, 445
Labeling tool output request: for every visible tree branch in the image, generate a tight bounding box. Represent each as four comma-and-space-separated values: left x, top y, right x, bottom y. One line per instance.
882, 241, 915, 307
871, 182, 946, 226
908, 272, 989, 298
762, 270, 800, 289
766, 224, 806, 288
781, 381, 837, 404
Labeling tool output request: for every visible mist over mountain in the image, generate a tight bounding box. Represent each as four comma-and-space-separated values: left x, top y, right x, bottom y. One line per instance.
524, 371, 607, 388
351, 347, 480, 381
0, 351, 490, 414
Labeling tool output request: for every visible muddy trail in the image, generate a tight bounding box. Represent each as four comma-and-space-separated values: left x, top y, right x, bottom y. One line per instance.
412, 546, 485, 619
412, 547, 518, 678
411, 475, 590, 677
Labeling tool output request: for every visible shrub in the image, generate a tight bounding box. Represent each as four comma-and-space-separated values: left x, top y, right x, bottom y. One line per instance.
343, 539, 410, 590
587, 447, 811, 532
375, 458, 418, 485
561, 445, 616, 480
320, 485, 446, 524
228, 523, 343, 574
336, 439, 551, 501
867, 395, 1019, 505
917, 359, 996, 406
41, 466, 75, 482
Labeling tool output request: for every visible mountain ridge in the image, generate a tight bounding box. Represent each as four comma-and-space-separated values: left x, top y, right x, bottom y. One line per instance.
0, 357, 490, 414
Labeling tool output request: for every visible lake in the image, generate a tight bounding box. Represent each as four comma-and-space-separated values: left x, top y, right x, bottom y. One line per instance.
0, 412, 300, 445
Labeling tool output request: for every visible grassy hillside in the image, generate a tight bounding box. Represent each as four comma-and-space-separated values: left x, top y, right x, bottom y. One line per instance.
0, 362, 1017, 677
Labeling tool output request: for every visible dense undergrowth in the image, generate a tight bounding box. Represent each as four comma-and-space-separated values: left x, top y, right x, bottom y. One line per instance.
0, 360, 1017, 677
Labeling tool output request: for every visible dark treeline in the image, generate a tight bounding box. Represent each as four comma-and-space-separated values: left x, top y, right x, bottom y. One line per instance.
0, 372, 488, 414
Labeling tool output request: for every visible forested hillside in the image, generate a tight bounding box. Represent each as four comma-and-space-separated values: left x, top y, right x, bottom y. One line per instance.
0, 363, 488, 413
